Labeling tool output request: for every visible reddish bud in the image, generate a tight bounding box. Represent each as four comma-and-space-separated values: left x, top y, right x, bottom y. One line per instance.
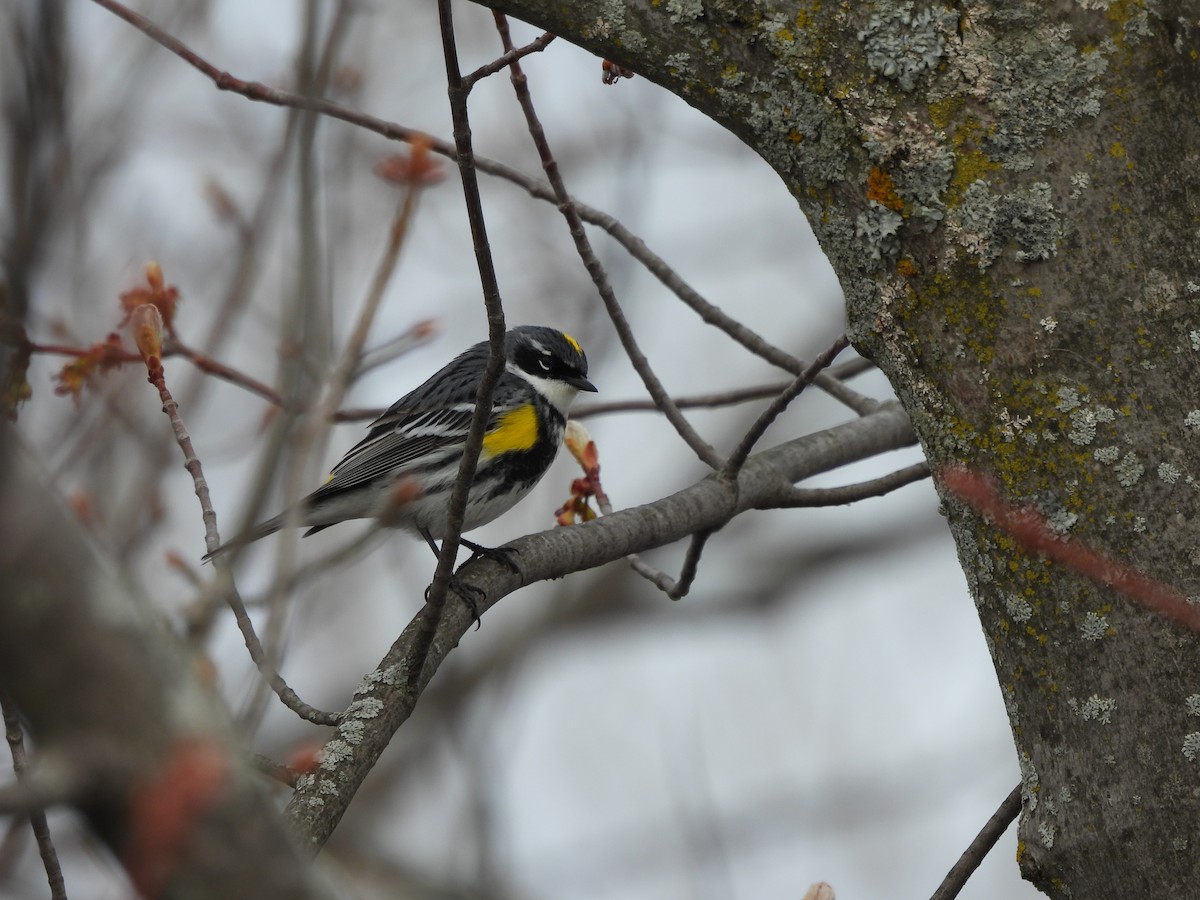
375, 135, 444, 187
285, 740, 325, 776
333, 66, 363, 94
559, 420, 606, 523
555, 497, 580, 526
68, 490, 99, 525
120, 262, 180, 335
2, 370, 31, 420
130, 303, 164, 366
53, 333, 132, 403
601, 59, 635, 84
379, 476, 423, 526
192, 653, 218, 687
564, 420, 598, 473
123, 739, 230, 898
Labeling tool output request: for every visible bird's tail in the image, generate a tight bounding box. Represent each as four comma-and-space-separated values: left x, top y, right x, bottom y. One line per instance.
201, 514, 285, 563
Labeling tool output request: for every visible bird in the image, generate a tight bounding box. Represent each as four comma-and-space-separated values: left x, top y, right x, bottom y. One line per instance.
205, 325, 596, 562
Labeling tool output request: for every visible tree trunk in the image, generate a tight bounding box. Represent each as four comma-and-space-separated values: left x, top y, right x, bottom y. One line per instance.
480, 1, 1200, 896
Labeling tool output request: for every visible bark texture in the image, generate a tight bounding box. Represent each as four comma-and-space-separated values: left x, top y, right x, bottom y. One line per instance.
0, 429, 327, 900
477, 1, 1200, 896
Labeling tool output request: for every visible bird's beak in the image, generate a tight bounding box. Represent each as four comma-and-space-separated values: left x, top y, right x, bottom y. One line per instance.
569, 374, 598, 392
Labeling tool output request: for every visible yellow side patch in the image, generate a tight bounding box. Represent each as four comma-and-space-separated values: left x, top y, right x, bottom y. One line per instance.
482, 404, 539, 456
562, 332, 582, 355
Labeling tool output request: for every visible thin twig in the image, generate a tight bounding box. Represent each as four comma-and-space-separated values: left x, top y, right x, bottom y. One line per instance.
418, 0, 510, 658
24, 340, 134, 360
576, 425, 721, 600
722, 334, 849, 478
258, 170, 423, 594
28, 330, 436, 416
930, 784, 1022, 900
147, 353, 221, 555
249, 752, 300, 788
312, 185, 420, 437
576, 334, 864, 599
535, 190, 874, 414
671, 529, 715, 599
333, 375, 871, 423
354, 319, 436, 376
494, 12, 722, 468
829, 355, 876, 381
771, 461, 931, 507
217, 572, 342, 726
176, 2, 355, 567
168, 338, 287, 408
336, 381, 795, 423
626, 528, 716, 600
575, 382, 794, 418
143, 348, 340, 726
186, 523, 385, 636
945, 465, 1200, 634
2, 697, 67, 900
85, 0, 876, 417
464, 31, 556, 88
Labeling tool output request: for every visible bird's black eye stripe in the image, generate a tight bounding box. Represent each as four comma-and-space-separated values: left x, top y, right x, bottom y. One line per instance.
515, 343, 579, 380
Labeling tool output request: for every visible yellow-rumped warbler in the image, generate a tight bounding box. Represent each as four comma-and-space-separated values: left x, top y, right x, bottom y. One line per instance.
206, 326, 595, 560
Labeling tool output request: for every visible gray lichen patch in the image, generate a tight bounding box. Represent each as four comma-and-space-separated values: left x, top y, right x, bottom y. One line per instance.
947, 180, 1063, 267
944, 12, 1108, 171
1069, 694, 1117, 724
666, 0, 705, 25
1115, 452, 1145, 488
1158, 463, 1182, 485
1182, 732, 1200, 761
855, 202, 904, 265
345, 697, 384, 720
1080, 611, 1109, 641
1006, 593, 1034, 623
717, 76, 851, 186
857, 3, 957, 92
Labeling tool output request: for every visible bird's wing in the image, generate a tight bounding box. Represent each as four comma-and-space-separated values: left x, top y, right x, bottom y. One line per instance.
312, 352, 520, 498
312, 403, 475, 497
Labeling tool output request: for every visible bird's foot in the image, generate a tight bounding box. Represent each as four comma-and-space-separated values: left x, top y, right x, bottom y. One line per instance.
458, 537, 521, 575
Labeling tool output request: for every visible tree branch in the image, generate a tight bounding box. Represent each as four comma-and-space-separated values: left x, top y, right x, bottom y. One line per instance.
419, 0, 510, 668
930, 784, 1022, 900
494, 11, 722, 467
285, 402, 916, 850
2, 696, 66, 900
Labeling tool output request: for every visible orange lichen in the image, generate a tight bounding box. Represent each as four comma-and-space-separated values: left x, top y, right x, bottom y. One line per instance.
867, 166, 905, 211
